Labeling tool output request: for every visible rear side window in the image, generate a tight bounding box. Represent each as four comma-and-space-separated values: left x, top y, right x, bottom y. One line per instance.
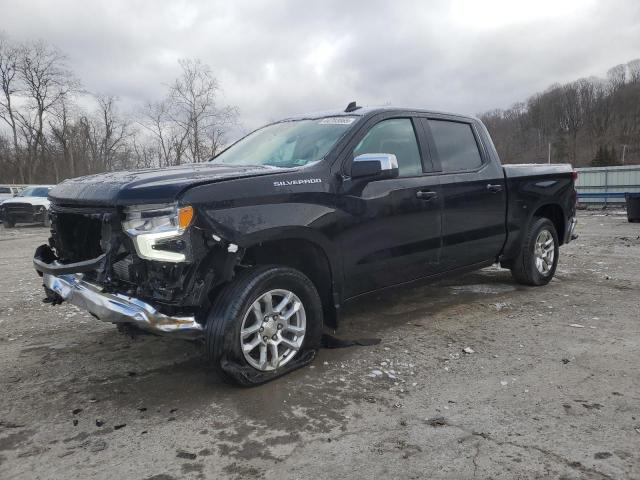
428, 120, 483, 172
0, 187, 10, 194
353, 119, 423, 177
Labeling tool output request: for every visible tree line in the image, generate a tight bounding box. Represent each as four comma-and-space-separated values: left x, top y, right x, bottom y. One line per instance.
3, 33, 638, 183
480, 59, 640, 167
0, 34, 237, 184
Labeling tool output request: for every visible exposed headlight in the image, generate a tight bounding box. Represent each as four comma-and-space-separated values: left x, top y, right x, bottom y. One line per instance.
123, 203, 194, 263
123, 203, 193, 234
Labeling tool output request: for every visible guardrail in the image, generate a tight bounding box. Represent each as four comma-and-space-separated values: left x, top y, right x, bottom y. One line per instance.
576, 165, 640, 205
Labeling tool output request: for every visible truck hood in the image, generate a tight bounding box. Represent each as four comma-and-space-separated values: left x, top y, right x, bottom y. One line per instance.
49, 163, 287, 206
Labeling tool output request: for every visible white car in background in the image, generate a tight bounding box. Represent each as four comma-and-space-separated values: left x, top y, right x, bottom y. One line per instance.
0, 186, 21, 223
0, 185, 22, 203
0, 185, 53, 228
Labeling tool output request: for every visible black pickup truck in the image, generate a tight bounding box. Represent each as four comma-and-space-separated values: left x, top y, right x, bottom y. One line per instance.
34, 104, 577, 385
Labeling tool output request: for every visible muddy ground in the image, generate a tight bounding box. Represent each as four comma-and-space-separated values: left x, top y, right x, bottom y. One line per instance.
0, 211, 639, 479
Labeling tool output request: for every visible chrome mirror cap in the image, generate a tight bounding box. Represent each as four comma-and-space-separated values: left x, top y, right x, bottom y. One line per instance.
351, 153, 399, 179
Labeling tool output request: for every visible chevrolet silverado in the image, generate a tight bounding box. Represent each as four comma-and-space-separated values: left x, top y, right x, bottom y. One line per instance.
33, 104, 578, 385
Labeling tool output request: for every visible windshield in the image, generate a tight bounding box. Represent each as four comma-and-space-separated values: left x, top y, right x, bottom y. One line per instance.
212, 117, 357, 167
20, 187, 50, 197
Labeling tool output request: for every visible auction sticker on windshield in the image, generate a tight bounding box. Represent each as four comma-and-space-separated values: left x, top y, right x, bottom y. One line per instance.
319, 117, 355, 125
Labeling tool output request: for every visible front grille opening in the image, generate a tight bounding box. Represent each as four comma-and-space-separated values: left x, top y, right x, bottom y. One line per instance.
3, 203, 35, 216
52, 213, 105, 263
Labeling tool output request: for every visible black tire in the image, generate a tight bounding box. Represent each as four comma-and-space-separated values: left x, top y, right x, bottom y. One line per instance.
3, 218, 15, 228
205, 265, 323, 386
510, 217, 559, 286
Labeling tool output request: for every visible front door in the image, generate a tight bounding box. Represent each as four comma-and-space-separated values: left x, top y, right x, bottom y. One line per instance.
337, 116, 443, 298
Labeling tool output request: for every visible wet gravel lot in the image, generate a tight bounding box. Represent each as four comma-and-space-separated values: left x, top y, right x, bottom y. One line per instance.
1, 211, 639, 479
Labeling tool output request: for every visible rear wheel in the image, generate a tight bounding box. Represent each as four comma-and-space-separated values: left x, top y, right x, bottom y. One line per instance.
510, 217, 559, 286
205, 265, 323, 386
3, 218, 15, 228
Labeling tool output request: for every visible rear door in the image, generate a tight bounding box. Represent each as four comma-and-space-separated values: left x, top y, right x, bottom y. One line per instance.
337, 114, 443, 297
419, 116, 507, 271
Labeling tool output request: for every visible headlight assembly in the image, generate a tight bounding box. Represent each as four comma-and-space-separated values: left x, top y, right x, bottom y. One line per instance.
123, 204, 194, 263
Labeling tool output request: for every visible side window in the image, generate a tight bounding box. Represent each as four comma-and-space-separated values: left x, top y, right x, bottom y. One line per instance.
428, 120, 483, 172
353, 118, 423, 177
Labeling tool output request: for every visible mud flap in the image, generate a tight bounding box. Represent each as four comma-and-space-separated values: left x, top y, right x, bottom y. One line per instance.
220, 349, 316, 387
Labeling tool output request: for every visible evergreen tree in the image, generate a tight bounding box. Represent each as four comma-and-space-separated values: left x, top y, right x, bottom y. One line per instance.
591, 146, 606, 166
591, 145, 621, 166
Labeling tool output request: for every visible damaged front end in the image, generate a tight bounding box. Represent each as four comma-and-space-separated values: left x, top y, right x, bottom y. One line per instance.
33, 202, 240, 339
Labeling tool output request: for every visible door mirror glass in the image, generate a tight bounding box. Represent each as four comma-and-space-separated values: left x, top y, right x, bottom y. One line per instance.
351, 153, 399, 179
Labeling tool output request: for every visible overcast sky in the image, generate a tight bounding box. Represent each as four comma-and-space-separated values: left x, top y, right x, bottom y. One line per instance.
2, 0, 640, 138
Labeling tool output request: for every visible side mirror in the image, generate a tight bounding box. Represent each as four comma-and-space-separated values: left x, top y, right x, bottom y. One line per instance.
351, 153, 399, 180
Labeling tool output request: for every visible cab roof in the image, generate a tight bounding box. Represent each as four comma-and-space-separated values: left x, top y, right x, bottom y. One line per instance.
281, 105, 478, 123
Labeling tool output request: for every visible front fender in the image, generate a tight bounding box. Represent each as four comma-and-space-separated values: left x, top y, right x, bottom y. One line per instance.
194, 201, 343, 301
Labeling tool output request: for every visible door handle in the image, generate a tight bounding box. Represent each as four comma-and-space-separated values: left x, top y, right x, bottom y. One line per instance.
416, 190, 438, 201
486, 184, 503, 193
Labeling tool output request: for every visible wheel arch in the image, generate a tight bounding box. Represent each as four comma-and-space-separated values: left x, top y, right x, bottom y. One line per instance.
501, 201, 566, 268
531, 203, 566, 245
239, 233, 341, 328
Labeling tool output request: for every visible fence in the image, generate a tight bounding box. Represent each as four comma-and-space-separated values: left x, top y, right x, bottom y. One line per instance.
575, 165, 640, 205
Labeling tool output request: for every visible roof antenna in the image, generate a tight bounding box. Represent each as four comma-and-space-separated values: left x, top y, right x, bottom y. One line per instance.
344, 101, 361, 113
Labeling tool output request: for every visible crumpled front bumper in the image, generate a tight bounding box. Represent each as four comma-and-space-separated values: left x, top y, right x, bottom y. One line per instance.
42, 273, 204, 339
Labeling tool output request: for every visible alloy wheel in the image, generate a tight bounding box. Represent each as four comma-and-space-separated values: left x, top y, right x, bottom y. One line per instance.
240, 289, 306, 371
534, 229, 555, 275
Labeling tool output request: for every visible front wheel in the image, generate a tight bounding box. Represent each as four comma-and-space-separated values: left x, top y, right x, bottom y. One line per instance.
510, 217, 559, 286
205, 265, 323, 386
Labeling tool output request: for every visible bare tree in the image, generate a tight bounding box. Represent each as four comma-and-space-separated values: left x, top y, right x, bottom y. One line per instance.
139, 100, 189, 167
93, 94, 128, 171
0, 33, 23, 180
48, 96, 88, 180
47, 97, 71, 182
606, 64, 627, 92
558, 81, 586, 162
628, 59, 640, 84
1, 35, 241, 181
168, 58, 237, 163
18, 39, 80, 181
131, 130, 157, 169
